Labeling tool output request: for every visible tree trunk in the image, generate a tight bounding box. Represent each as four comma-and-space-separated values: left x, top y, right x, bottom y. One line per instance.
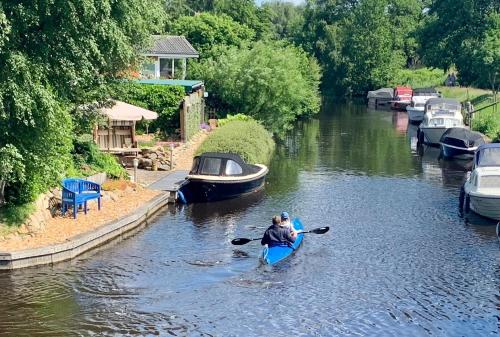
0, 180, 5, 206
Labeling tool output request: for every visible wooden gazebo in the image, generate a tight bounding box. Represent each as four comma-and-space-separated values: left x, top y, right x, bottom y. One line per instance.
94, 101, 158, 154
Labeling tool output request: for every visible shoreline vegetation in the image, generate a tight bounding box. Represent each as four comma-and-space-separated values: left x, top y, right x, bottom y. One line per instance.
196, 116, 275, 164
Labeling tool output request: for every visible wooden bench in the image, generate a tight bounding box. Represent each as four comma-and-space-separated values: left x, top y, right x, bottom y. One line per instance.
62, 178, 101, 219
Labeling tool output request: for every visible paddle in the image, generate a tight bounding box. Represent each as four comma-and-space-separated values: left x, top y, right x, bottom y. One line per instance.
231, 226, 330, 245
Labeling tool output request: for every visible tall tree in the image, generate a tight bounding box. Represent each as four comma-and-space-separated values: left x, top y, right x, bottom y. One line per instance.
213, 0, 272, 38
341, 0, 406, 94
168, 13, 255, 58
0, 0, 164, 204
263, 1, 305, 41
418, 0, 499, 86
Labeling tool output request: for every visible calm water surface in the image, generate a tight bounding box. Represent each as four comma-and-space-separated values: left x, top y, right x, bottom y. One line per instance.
1, 100, 498, 336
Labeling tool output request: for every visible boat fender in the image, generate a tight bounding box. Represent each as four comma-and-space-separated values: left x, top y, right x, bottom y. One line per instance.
177, 190, 188, 204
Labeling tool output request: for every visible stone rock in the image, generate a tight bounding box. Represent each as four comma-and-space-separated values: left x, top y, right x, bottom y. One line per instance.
141, 159, 153, 168
149, 153, 158, 160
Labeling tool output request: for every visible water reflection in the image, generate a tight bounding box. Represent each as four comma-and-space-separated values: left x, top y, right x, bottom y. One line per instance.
183, 190, 265, 226
392, 111, 409, 134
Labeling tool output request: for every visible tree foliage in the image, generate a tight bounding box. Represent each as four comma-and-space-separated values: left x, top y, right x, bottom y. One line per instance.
418, 0, 499, 87
168, 13, 255, 58
0, 0, 164, 205
194, 41, 321, 137
112, 82, 186, 136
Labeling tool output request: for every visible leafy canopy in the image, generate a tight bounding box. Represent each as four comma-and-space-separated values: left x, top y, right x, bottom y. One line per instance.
194, 41, 321, 137
0, 0, 164, 205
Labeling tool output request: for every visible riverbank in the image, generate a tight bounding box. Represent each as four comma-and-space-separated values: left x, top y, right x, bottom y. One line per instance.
437, 86, 499, 140
0, 130, 209, 256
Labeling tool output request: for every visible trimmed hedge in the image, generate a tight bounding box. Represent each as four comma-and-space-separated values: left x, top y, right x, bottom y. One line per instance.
196, 120, 275, 164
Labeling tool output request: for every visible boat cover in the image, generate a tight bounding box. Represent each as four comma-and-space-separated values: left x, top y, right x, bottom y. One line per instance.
367, 88, 393, 99
413, 87, 440, 96
475, 143, 500, 167
440, 128, 485, 148
426, 98, 461, 111
190, 152, 260, 175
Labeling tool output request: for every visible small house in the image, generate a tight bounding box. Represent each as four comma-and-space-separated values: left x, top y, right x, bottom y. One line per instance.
140, 35, 199, 80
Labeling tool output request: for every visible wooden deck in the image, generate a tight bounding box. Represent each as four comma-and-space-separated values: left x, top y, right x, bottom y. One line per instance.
149, 170, 189, 203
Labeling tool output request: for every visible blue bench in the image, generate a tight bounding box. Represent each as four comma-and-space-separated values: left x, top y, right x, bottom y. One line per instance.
62, 178, 101, 219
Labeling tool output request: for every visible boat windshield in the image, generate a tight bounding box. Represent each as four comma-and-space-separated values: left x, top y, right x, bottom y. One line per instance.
429, 118, 461, 127
200, 157, 222, 175
477, 148, 500, 167
225, 159, 243, 176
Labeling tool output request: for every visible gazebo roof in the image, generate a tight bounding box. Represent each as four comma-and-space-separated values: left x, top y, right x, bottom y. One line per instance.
142, 35, 199, 58
101, 101, 158, 121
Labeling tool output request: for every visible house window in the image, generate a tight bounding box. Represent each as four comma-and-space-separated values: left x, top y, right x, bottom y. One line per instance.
141, 61, 156, 79
160, 58, 173, 79
200, 158, 222, 175
225, 160, 243, 176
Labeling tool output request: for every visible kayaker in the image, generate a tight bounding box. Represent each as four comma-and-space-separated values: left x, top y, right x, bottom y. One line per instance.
261, 215, 297, 247
281, 211, 298, 235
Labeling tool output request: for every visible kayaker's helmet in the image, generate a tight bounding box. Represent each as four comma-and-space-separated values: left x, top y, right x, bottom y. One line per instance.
281, 212, 289, 221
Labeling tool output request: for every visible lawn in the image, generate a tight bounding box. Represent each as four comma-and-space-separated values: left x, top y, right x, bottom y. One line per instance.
437, 86, 499, 140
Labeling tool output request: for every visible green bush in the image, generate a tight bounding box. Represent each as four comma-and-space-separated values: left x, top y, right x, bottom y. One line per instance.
196, 120, 275, 164
390, 68, 446, 89
71, 136, 128, 179
112, 82, 186, 137
193, 40, 321, 138
216, 113, 254, 127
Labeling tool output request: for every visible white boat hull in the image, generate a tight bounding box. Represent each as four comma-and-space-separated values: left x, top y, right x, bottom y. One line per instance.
420, 126, 447, 145
469, 194, 500, 220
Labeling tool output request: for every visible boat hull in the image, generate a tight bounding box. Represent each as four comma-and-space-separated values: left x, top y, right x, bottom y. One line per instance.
470, 194, 500, 220
419, 126, 447, 145
261, 219, 304, 265
407, 107, 424, 124
440, 143, 476, 160
179, 173, 266, 203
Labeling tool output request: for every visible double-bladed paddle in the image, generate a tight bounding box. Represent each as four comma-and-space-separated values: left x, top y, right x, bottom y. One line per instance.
230, 226, 330, 245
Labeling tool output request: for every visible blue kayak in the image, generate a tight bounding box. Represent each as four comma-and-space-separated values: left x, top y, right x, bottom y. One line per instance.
261, 218, 304, 265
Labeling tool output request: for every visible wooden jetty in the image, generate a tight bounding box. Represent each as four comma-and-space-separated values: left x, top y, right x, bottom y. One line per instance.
149, 170, 189, 203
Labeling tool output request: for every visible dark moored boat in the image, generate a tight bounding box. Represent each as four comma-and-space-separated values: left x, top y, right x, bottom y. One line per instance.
178, 152, 268, 203
439, 127, 485, 159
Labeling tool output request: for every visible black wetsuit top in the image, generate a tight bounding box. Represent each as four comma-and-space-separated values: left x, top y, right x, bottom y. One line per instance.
261, 224, 295, 246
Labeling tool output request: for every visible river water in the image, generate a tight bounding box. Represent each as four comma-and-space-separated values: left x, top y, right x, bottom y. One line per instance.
0, 100, 498, 336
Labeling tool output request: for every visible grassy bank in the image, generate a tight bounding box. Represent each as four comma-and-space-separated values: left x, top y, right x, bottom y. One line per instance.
196, 119, 275, 164
438, 86, 499, 140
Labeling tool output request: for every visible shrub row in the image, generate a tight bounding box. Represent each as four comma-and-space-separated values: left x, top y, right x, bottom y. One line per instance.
196, 120, 275, 164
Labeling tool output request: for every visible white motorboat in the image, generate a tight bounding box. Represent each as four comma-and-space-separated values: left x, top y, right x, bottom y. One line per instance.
406, 88, 440, 124
418, 98, 464, 145
406, 97, 427, 123
462, 144, 500, 220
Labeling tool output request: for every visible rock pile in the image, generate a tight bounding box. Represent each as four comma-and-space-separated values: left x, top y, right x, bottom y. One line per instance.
137, 148, 172, 171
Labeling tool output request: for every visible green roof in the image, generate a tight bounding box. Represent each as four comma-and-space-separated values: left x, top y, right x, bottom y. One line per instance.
135, 79, 203, 93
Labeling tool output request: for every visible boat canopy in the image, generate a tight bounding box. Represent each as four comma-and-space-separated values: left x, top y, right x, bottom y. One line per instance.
426, 98, 461, 114
413, 87, 440, 96
440, 128, 485, 148
190, 152, 260, 176
475, 144, 500, 168
367, 88, 393, 99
